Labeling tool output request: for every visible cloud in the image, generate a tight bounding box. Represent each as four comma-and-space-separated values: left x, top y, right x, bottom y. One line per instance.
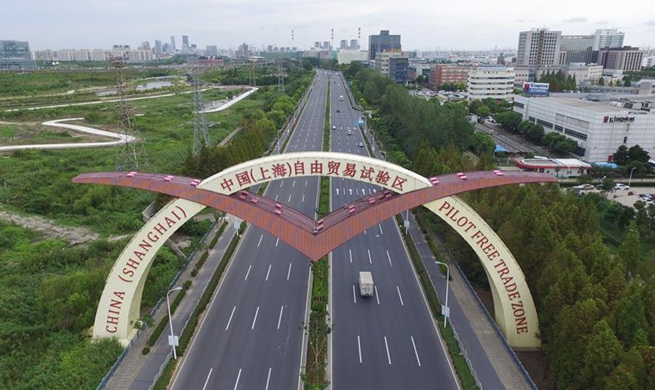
563, 17, 588, 23
595, 19, 609, 25
645, 20, 655, 26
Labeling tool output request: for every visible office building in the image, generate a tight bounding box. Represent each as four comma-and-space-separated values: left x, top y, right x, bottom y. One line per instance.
514, 67, 533, 86
154, 40, 163, 54
340, 40, 348, 50
350, 39, 359, 50
517, 29, 562, 67
314, 41, 321, 49
563, 63, 603, 86
560, 35, 595, 64
389, 57, 409, 83
593, 29, 624, 50
368, 30, 401, 61
337, 50, 368, 64
514, 95, 655, 161
373, 51, 402, 76
206, 45, 218, 57
428, 64, 470, 90
0, 40, 37, 70
594, 47, 644, 71
467, 66, 515, 100
170, 36, 176, 51
182, 35, 189, 46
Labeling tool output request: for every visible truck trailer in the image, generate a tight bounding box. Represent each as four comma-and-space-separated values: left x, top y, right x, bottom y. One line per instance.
359, 271, 374, 297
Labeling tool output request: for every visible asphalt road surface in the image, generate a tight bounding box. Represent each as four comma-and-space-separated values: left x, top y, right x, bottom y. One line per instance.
170, 73, 327, 390
328, 73, 461, 390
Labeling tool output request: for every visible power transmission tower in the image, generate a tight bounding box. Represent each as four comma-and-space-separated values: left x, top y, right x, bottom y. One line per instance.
113, 56, 148, 171
192, 68, 210, 156
277, 62, 285, 93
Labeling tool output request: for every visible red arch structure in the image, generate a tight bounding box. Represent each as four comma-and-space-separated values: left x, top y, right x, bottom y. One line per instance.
74, 170, 555, 261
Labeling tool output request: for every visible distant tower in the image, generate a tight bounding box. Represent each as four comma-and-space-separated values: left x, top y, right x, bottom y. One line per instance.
277, 61, 285, 93
331, 28, 334, 51
113, 56, 148, 171
191, 68, 210, 156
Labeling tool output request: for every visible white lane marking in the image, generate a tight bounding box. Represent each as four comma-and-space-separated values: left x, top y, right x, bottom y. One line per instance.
375, 286, 380, 305
265, 264, 272, 281
396, 286, 405, 306
352, 285, 357, 303
288, 194, 292, 203
369, 188, 372, 194
336, 188, 339, 195
275, 195, 279, 201
411, 336, 422, 367
386, 250, 392, 267
379, 224, 384, 235
251, 306, 260, 329
265, 368, 272, 390
233, 369, 242, 390
363, 229, 367, 235
276, 237, 280, 247
257, 234, 263, 248
287, 263, 292, 280
373, 189, 377, 193
302, 194, 305, 202
280, 181, 284, 188
292, 180, 296, 187
349, 188, 353, 195
277, 306, 284, 329
384, 337, 392, 365
349, 249, 352, 263
305, 180, 308, 187
356, 188, 359, 195
244, 265, 252, 280
357, 335, 363, 363
225, 306, 236, 331
202, 368, 213, 390
367, 249, 372, 264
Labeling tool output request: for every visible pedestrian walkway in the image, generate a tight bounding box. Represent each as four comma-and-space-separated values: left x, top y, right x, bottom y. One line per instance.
406, 211, 534, 390
105, 224, 236, 390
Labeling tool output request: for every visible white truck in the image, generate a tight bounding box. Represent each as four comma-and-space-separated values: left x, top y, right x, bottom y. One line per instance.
339, 95, 344, 101
359, 271, 374, 297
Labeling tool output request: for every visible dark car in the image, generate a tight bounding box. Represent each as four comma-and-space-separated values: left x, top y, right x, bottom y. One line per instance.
336, 109, 340, 113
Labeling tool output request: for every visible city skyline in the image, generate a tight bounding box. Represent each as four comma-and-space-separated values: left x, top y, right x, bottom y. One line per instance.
5, 0, 655, 51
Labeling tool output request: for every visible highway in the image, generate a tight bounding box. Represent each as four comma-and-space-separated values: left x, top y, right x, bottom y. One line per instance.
328, 73, 461, 389
170, 73, 327, 390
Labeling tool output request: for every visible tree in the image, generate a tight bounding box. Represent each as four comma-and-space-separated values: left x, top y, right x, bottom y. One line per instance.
472, 132, 495, 155
526, 123, 545, 143
598, 77, 605, 86
416, 75, 425, 84
581, 319, 624, 389
494, 111, 523, 132
468, 100, 482, 114
614, 145, 630, 165
628, 145, 650, 163
474, 105, 491, 119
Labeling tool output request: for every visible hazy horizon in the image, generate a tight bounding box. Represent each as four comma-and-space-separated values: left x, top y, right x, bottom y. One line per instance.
6, 0, 654, 52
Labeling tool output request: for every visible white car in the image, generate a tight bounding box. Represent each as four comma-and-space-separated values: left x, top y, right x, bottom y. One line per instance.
615, 183, 630, 191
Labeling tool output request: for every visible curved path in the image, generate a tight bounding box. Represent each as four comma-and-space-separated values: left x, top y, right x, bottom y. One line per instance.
0, 88, 258, 152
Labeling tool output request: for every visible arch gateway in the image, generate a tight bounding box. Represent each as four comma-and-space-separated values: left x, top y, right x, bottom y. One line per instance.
73, 152, 556, 349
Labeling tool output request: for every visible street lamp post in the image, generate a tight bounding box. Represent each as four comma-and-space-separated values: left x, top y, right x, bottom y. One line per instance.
628, 167, 636, 187
434, 261, 450, 328
167, 286, 183, 359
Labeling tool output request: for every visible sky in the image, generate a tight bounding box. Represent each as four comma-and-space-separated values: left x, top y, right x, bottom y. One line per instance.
5, 0, 654, 51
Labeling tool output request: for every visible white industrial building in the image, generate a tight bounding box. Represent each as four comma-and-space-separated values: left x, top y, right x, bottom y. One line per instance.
514, 95, 655, 162
467, 66, 515, 100
337, 50, 368, 64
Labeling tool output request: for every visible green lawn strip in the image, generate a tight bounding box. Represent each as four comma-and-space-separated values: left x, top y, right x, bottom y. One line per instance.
395, 214, 479, 389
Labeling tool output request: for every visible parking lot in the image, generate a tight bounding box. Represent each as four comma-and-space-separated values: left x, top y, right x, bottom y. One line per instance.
576, 184, 655, 209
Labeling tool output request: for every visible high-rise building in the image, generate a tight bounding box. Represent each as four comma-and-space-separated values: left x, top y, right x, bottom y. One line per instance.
560, 35, 595, 64
170, 36, 176, 51
594, 46, 644, 71
350, 39, 359, 50
593, 29, 624, 50
322, 41, 331, 50
206, 45, 218, 57
467, 66, 515, 100
314, 41, 321, 49
516, 28, 562, 67
0, 40, 37, 70
162, 42, 171, 54
368, 30, 401, 60
154, 40, 163, 54
389, 57, 408, 83
340, 39, 348, 50
182, 35, 189, 46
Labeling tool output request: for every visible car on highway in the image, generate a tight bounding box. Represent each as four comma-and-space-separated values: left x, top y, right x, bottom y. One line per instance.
358, 142, 364, 147
574, 183, 595, 190
336, 109, 340, 113
332, 125, 336, 130
615, 183, 630, 191
347, 129, 352, 135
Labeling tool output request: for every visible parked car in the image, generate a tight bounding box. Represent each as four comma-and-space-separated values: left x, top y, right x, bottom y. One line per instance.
358, 142, 364, 147
639, 194, 653, 201
615, 183, 630, 191
574, 183, 595, 190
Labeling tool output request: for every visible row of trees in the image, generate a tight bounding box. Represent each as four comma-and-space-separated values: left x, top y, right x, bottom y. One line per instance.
537, 70, 577, 92
344, 66, 655, 389
493, 111, 578, 154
